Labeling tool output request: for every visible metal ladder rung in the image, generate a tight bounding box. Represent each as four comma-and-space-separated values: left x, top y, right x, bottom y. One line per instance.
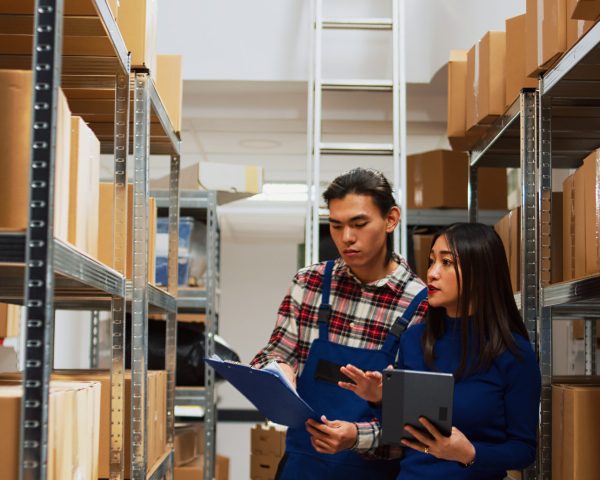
322, 18, 393, 30
320, 142, 394, 156
321, 79, 393, 92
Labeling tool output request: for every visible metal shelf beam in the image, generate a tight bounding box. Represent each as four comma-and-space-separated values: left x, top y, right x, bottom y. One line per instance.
322, 18, 393, 30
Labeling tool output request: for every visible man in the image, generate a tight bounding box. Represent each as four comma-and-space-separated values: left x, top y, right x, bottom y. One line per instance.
251, 168, 428, 479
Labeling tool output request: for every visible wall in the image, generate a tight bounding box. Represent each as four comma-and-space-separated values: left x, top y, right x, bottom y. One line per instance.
217, 232, 301, 479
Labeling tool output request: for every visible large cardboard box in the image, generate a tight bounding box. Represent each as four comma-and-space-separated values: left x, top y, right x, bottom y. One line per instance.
0, 380, 101, 480
552, 192, 565, 284
69, 117, 100, 258
552, 384, 600, 479
251, 424, 286, 457
466, 31, 506, 132
0, 70, 71, 240
582, 152, 600, 275
495, 208, 521, 292
52, 369, 166, 479
505, 15, 539, 109
563, 174, 575, 280
156, 55, 183, 132
251, 453, 282, 480
570, 0, 600, 19
526, 0, 568, 77
567, 0, 596, 47
574, 164, 587, 277
407, 150, 507, 210
117, 0, 157, 73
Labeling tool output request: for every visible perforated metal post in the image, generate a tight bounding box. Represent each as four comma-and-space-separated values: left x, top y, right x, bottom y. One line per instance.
204, 192, 219, 480
110, 70, 130, 480
20, 1, 64, 478
165, 155, 180, 452
468, 164, 478, 223
584, 319, 597, 375
304, 0, 316, 267
130, 71, 150, 479
90, 310, 100, 368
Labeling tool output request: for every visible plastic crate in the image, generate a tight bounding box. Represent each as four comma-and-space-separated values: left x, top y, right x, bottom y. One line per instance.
156, 216, 194, 257
155, 255, 191, 286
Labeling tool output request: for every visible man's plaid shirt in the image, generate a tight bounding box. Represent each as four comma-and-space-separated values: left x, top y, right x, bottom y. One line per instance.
251, 253, 428, 454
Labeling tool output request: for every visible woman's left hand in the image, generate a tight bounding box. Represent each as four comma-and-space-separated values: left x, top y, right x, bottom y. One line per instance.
401, 417, 476, 465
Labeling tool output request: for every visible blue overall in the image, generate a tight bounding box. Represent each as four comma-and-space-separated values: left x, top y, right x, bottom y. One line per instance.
276, 261, 428, 480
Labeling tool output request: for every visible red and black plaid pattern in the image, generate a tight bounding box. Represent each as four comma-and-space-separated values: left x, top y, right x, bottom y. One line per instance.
251, 254, 427, 373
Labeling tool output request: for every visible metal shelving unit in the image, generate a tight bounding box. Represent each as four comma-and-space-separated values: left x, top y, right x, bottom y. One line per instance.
468, 20, 600, 479
153, 189, 222, 480
0, 1, 180, 478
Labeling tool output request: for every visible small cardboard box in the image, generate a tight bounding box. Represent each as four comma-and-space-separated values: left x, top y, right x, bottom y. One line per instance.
0, 303, 21, 338
582, 152, 600, 275
505, 14, 539, 109
466, 31, 506, 131
412, 234, 435, 282
69, 117, 100, 258
563, 173, 575, 281
117, 0, 157, 72
251, 453, 282, 480
552, 384, 600, 479
156, 55, 183, 132
526, 0, 568, 77
570, 0, 600, 19
573, 164, 587, 278
251, 424, 286, 457
174, 423, 203, 466
174, 454, 229, 480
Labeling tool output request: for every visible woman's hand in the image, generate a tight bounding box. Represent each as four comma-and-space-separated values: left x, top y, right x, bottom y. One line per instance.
338, 363, 385, 403
305, 416, 358, 454
401, 417, 476, 465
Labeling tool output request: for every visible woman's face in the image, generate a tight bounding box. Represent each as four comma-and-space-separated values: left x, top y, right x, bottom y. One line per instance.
427, 235, 461, 317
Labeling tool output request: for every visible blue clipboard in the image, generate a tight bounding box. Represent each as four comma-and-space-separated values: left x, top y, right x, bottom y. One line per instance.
205, 356, 317, 428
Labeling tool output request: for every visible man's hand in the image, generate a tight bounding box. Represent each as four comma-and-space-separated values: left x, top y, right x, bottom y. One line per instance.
338, 363, 384, 403
277, 362, 297, 389
305, 416, 357, 454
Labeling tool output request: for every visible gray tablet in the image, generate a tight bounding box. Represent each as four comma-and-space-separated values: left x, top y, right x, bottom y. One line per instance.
381, 369, 454, 446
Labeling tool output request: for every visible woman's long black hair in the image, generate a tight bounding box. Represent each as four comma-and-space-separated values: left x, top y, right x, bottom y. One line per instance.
323, 168, 397, 265
423, 222, 529, 378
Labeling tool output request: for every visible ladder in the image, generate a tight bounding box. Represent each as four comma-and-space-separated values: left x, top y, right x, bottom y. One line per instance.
305, 0, 407, 265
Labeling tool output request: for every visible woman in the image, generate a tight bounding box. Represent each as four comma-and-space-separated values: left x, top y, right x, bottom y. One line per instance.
336, 223, 541, 479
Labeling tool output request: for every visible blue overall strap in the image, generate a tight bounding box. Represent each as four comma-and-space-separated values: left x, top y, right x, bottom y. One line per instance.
318, 260, 335, 339
382, 287, 428, 352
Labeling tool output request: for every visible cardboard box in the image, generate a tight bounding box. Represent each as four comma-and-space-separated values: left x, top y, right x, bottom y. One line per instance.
149, 196, 157, 285
251, 424, 286, 457
251, 453, 282, 480
174, 423, 203, 466
466, 31, 506, 132
563, 174, 575, 281
174, 454, 229, 480
505, 15, 539, 109
117, 0, 157, 72
572, 319, 600, 339
407, 150, 507, 210
156, 55, 183, 132
574, 165, 587, 278
570, 0, 600, 19
526, 0, 568, 77
509, 208, 522, 293
0, 380, 101, 480
412, 234, 434, 281
0, 303, 21, 338
52, 369, 165, 479
552, 384, 600, 479
0, 70, 70, 240
583, 152, 600, 275
98, 182, 133, 275
198, 162, 263, 194
567, 0, 596, 47
552, 192, 565, 284
69, 117, 100, 258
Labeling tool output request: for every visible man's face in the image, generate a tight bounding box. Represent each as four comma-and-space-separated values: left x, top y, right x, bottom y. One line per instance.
328, 194, 394, 271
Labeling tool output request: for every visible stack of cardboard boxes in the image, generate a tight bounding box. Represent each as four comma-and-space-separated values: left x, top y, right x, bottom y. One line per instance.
250, 424, 287, 480
0, 379, 101, 480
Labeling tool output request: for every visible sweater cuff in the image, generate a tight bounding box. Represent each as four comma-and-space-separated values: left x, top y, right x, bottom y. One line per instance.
352, 421, 380, 452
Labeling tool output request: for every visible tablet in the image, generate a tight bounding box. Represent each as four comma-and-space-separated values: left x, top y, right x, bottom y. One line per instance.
381, 369, 454, 446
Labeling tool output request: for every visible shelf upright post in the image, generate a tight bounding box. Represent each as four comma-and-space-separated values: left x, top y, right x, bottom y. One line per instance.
130, 71, 151, 479
518, 89, 541, 480
19, 1, 64, 478
165, 154, 181, 454
468, 161, 478, 223
110, 68, 131, 480
535, 86, 553, 480
90, 310, 100, 368
204, 191, 219, 480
